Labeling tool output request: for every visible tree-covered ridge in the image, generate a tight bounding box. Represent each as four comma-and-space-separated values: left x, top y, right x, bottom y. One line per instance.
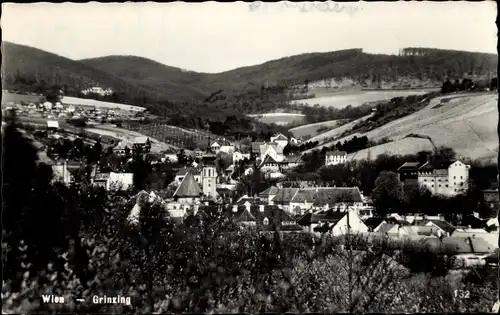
4, 41, 497, 106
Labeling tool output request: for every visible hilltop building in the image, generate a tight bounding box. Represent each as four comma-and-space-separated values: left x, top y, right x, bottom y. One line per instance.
270, 133, 289, 147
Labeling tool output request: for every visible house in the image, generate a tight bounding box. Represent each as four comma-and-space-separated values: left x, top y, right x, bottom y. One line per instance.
423, 220, 456, 236
175, 167, 202, 184
259, 185, 279, 204
397, 162, 423, 187
423, 237, 494, 268
290, 187, 364, 216
107, 172, 134, 191
289, 137, 301, 146
259, 143, 284, 162
481, 189, 499, 215
280, 155, 304, 170
270, 133, 289, 147
233, 151, 251, 164
260, 155, 281, 172
224, 165, 235, 176
363, 217, 386, 232
229, 204, 302, 232
92, 173, 110, 188
113, 139, 133, 156
52, 161, 72, 185
270, 187, 300, 211
451, 230, 499, 249
162, 150, 178, 163
417, 160, 470, 196
297, 210, 369, 236
325, 151, 347, 166
219, 145, 235, 155
210, 141, 221, 153
168, 171, 203, 218
47, 120, 59, 131
194, 149, 205, 159
251, 142, 265, 157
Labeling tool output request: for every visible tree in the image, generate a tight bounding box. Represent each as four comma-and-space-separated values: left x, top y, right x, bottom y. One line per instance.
371, 171, 404, 216
177, 149, 188, 166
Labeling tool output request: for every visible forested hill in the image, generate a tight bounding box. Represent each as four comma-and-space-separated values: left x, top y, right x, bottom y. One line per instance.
3, 41, 497, 108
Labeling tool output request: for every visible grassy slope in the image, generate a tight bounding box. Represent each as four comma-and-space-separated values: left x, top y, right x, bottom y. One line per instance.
289, 120, 344, 139
312, 93, 498, 162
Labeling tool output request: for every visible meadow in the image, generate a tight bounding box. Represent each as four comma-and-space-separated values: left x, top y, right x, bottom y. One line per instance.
248, 112, 306, 126
291, 89, 438, 109
2, 91, 44, 104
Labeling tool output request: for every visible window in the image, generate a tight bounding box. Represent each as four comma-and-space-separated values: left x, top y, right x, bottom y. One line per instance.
438, 185, 441, 187
431, 185, 434, 188
460, 176, 463, 179
445, 185, 449, 187
263, 218, 269, 225
454, 176, 456, 179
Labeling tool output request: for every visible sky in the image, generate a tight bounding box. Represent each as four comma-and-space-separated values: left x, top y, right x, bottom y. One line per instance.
2, 1, 498, 73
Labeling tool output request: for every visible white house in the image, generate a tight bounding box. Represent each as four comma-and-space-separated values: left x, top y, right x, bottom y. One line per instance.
325, 151, 348, 166
260, 155, 281, 172
418, 160, 470, 196
260, 144, 284, 162
289, 137, 302, 146
210, 141, 221, 153
219, 145, 235, 155
233, 151, 251, 164
270, 133, 289, 147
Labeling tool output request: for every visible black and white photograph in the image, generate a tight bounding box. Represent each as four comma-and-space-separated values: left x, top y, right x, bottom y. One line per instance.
1, 1, 499, 313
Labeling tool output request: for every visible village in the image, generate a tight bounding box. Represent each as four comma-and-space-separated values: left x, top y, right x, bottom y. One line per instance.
33, 118, 499, 271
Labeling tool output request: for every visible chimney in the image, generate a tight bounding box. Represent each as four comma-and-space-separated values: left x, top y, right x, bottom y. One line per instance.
232, 205, 238, 212
259, 205, 265, 212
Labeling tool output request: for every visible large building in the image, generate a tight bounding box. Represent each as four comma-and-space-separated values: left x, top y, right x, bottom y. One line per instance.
270, 186, 366, 216
417, 160, 470, 196
397, 162, 424, 186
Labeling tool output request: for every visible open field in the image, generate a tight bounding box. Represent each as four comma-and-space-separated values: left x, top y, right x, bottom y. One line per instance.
310, 93, 498, 162
289, 119, 345, 139
291, 89, 438, 109
248, 112, 306, 126
2, 91, 44, 104
85, 125, 178, 153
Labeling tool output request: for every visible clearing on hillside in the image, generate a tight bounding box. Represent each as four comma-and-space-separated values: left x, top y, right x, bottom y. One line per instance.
248, 113, 306, 126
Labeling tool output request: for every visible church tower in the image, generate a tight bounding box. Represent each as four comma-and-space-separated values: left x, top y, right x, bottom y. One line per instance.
201, 152, 218, 200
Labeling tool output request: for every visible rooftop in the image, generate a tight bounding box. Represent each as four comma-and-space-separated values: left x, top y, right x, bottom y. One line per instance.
173, 171, 203, 198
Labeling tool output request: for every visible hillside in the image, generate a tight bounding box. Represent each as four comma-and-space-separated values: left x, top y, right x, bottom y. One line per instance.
3, 42, 497, 116
1, 42, 168, 106
81, 47, 497, 101
79, 55, 210, 101
311, 93, 499, 162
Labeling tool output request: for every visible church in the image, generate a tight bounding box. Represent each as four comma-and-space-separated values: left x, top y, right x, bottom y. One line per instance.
165, 151, 219, 219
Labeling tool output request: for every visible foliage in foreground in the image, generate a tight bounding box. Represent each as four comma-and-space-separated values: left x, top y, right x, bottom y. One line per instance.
2, 121, 498, 314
